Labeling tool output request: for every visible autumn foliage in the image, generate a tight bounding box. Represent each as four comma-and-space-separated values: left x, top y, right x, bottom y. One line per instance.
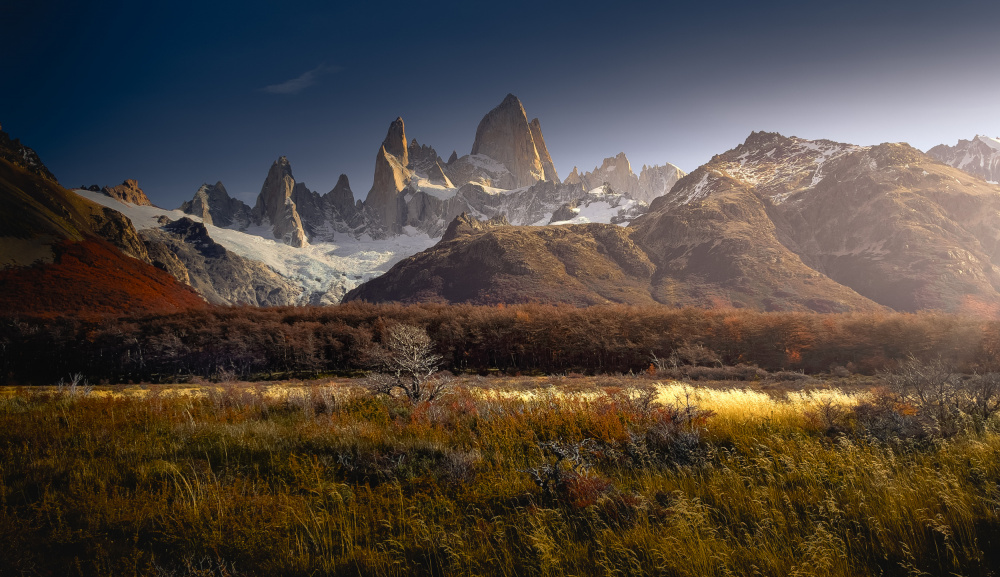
0, 238, 205, 318
3, 302, 999, 385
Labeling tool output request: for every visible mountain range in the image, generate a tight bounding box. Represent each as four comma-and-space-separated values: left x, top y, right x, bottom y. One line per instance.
2, 98, 1000, 317
348, 132, 1000, 315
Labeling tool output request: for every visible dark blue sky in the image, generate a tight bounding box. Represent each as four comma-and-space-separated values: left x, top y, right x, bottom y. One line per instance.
4, 0, 999, 207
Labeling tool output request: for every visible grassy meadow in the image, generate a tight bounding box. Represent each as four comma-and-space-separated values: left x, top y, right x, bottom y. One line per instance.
2, 375, 999, 576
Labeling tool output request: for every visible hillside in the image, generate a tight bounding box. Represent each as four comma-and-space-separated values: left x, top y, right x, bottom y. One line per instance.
0, 130, 205, 317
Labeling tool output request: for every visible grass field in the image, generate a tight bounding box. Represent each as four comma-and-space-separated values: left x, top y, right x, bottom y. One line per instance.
2, 376, 998, 576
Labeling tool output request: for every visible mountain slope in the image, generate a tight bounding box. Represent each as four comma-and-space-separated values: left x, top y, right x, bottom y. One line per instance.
344, 214, 658, 306
659, 132, 1000, 314
0, 130, 205, 317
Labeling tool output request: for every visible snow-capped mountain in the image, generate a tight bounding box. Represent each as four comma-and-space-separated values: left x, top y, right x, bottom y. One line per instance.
927, 135, 1000, 184
102, 93, 682, 305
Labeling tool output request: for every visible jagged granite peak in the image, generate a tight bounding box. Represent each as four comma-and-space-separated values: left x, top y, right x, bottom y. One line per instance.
179, 181, 252, 229
637, 163, 685, 203
582, 152, 640, 196
470, 93, 550, 187
407, 138, 444, 174
252, 156, 308, 247
101, 179, 153, 206
447, 150, 458, 164
564, 166, 583, 186
382, 117, 409, 167
427, 162, 454, 188
927, 135, 1000, 183
365, 144, 413, 233
529, 117, 559, 183
326, 174, 356, 216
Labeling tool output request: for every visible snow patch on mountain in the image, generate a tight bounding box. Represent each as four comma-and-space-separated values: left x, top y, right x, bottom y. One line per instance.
76, 189, 436, 304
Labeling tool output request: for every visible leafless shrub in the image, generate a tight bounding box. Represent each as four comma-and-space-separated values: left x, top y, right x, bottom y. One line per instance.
56, 373, 92, 397
879, 356, 965, 438
363, 324, 451, 403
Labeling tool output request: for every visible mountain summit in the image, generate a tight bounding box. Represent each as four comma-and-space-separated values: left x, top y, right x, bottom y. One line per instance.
471, 94, 556, 187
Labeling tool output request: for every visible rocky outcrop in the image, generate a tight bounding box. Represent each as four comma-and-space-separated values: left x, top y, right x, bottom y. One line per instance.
179, 181, 252, 229
441, 212, 510, 241
101, 179, 153, 206
88, 206, 152, 263
470, 94, 553, 187
407, 139, 443, 174
142, 217, 301, 306
928, 135, 1000, 183
252, 157, 307, 247
0, 127, 56, 182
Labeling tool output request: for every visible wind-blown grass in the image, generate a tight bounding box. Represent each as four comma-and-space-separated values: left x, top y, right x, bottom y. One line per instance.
1, 379, 998, 576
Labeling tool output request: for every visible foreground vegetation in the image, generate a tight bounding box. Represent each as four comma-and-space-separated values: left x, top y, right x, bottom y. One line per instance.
2, 374, 999, 576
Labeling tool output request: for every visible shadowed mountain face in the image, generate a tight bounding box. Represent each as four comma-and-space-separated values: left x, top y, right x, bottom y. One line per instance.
0, 130, 206, 317
347, 132, 1000, 315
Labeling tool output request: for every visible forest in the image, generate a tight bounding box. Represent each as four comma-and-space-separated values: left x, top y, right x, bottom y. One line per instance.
2, 302, 998, 385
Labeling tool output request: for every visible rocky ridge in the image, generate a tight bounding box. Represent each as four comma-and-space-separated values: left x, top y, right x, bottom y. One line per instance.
928, 135, 1000, 183
142, 217, 301, 306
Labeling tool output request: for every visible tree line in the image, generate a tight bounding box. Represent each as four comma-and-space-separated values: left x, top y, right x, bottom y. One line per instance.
2, 302, 998, 384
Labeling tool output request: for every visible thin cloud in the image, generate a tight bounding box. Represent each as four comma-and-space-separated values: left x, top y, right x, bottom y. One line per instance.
261, 64, 342, 95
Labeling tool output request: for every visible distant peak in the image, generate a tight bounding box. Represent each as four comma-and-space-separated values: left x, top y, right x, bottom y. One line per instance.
502, 93, 520, 105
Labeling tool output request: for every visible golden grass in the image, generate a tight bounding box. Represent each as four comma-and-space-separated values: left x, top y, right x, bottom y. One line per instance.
1, 378, 998, 576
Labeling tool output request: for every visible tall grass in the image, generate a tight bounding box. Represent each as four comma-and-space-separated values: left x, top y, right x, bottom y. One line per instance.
1, 380, 998, 576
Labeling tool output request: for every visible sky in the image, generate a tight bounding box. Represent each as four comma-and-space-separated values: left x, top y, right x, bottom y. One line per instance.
3, 0, 999, 208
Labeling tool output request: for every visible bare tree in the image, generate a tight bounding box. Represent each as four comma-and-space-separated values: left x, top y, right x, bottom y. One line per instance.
364, 324, 449, 403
